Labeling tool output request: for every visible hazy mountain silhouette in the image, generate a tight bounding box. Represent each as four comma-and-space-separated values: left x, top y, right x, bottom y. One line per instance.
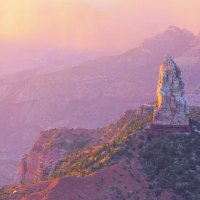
0, 26, 200, 186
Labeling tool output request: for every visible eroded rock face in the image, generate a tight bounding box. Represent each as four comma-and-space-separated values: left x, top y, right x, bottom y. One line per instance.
15, 128, 101, 183
153, 55, 189, 126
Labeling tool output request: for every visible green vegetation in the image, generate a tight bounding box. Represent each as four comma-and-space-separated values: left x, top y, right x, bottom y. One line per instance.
140, 133, 200, 200
52, 113, 153, 178
189, 106, 200, 132
0, 185, 17, 200
2, 105, 200, 199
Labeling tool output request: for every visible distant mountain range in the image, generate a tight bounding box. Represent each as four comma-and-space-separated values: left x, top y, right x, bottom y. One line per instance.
0, 43, 100, 74
0, 26, 200, 186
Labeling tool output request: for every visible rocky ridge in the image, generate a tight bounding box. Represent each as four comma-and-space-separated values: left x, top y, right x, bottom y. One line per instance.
15, 104, 154, 184
1, 104, 200, 200
16, 128, 103, 184
2, 26, 200, 187
1, 55, 200, 200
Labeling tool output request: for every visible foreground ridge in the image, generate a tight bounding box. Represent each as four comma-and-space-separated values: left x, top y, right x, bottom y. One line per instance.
2, 55, 200, 200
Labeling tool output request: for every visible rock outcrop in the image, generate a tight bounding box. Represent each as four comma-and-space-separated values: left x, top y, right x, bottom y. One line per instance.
153, 54, 189, 127
15, 105, 154, 184
16, 128, 101, 183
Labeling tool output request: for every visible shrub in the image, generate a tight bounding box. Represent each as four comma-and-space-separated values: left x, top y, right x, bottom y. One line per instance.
140, 133, 200, 199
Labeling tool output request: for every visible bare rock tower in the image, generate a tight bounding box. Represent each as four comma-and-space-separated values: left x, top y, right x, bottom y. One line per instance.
152, 54, 189, 130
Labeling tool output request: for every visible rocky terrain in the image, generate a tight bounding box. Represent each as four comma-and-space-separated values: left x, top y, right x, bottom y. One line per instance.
1, 104, 200, 200
0, 26, 199, 148
16, 128, 103, 184
1, 26, 200, 187
153, 55, 189, 126
1, 57, 200, 200
0, 105, 155, 200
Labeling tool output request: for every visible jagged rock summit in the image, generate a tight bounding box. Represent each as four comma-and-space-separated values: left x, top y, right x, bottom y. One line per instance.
152, 54, 189, 129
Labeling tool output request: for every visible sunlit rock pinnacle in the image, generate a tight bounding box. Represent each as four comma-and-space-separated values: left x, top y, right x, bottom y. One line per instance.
153, 54, 189, 126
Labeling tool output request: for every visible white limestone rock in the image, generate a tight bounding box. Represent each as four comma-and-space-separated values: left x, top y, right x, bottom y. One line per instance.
153, 54, 189, 126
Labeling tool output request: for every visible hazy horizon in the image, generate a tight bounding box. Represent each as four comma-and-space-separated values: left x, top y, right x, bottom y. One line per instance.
0, 0, 199, 54
0, 0, 199, 74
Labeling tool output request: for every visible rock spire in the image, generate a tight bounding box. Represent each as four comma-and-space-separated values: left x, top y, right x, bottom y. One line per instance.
153, 54, 189, 126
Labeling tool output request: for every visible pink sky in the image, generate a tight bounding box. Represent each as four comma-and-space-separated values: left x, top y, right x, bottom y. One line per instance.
0, 0, 199, 54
